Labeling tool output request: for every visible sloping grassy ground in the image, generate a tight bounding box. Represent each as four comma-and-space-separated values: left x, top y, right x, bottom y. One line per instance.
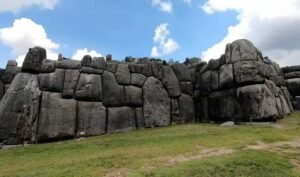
1, 113, 300, 177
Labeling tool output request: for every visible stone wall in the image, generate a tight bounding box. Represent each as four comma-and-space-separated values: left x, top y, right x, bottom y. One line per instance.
282, 65, 300, 110
194, 39, 293, 122
0, 39, 295, 145
0, 46, 196, 144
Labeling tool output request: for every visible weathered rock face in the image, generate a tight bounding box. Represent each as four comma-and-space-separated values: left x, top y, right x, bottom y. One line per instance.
282, 65, 300, 110
195, 39, 292, 122
37, 92, 76, 142
143, 77, 171, 127
0, 73, 40, 144
0, 39, 296, 145
22, 47, 46, 73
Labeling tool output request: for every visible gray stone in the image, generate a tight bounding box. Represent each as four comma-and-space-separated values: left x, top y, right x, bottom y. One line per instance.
38, 69, 65, 92
226, 39, 259, 63
102, 71, 124, 106
129, 63, 152, 76
77, 102, 106, 137
91, 57, 106, 69
124, 86, 142, 106
80, 67, 103, 75
286, 78, 300, 96
284, 71, 300, 79
131, 73, 146, 87
207, 59, 220, 70
75, 73, 102, 101
22, 47, 46, 73
55, 60, 81, 69
115, 64, 131, 85
171, 63, 192, 81
179, 94, 195, 123
135, 108, 145, 129
37, 92, 76, 142
162, 66, 181, 97
81, 55, 92, 67
200, 70, 211, 96
0, 81, 3, 100
106, 62, 119, 73
211, 70, 219, 91
0, 73, 40, 144
171, 98, 181, 124
219, 64, 234, 89
107, 107, 136, 133
143, 77, 171, 127
1, 60, 18, 85
180, 82, 193, 96
151, 61, 164, 80
40, 59, 55, 73
208, 89, 240, 122
234, 61, 265, 85
237, 84, 278, 121
281, 87, 294, 112
292, 96, 300, 110
106, 54, 112, 61
62, 70, 80, 98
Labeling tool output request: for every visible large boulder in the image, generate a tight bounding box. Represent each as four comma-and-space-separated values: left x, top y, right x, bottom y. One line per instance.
171, 63, 192, 82
91, 57, 106, 70
178, 94, 195, 123
162, 66, 181, 97
219, 64, 234, 89
62, 70, 80, 98
77, 102, 106, 136
107, 107, 136, 133
22, 47, 46, 73
237, 84, 278, 121
1, 60, 18, 84
55, 60, 81, 69
286, 78, 300, 96
75, 73, 102, 101
0, 73, 40, 144
143, 77, 171, 127
115, 64, 131, 85
102, 71, 124, 106
225, 39, 261, 63
135, 108, 145, 129
131, 73, 146, 87
38, 69, 65, 92
151, 61, 164, 80
124, 86, 143, 106
0, 80, 4, 100
37, 92, 76, 142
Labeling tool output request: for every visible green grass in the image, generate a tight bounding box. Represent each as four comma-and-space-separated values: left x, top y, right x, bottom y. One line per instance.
1, 112, 300, 177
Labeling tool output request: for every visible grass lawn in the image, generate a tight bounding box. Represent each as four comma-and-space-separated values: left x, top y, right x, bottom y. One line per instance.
1, 112, 300, 177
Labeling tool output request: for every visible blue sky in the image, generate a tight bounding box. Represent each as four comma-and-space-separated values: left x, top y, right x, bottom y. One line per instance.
0, 0, 300, 68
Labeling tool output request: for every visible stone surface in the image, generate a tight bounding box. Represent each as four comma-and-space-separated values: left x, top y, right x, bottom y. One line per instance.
226, 39, 259, 63
22, 47, 46, 73
81, 55, 92, 67
62, 70, 80, 98
233, 61, 265, 85
91, 57, 106, 69
171, 63, 192, 81
135, 108, 145, 129
171, 98, 181, 124
286, 78, 300, 96
38, 69, 65, 92
237, 84, 278, 121
180, 82, 193, 96
219, 64, 234, 89
0, 73, 40, 144
0, 81, 4, 100
102, 71, 124, 106
151, 61, 164, 80
80, 67, 103, 75
200, 70, 211, 95
37, 92, 76, 142
162, 66, 181, 97
1, 60, 18, 85
106, 62, 118, 73
107, 107, 136, 133
77, 102, 106, 136
143, 77, 171, 127
75, 73, 102, 101
115, 64, 131, 85
40, 59, 55, 73
178, 94, 195, 123
124, 86, 142, 106
131, 73, 146, 87
55, 60, 81, 69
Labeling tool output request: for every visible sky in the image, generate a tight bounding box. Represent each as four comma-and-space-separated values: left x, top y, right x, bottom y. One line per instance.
0, 0, 299, 68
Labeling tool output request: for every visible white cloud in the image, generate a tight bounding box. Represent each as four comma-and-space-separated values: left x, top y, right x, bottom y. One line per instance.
182, 0, 192, 6
151, 23, 180, 57
72, 48, 102, 60
152, 0, 173, 13
0, 18, 60, 66
0, 0, 60, 13
201, 0, 300, 66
